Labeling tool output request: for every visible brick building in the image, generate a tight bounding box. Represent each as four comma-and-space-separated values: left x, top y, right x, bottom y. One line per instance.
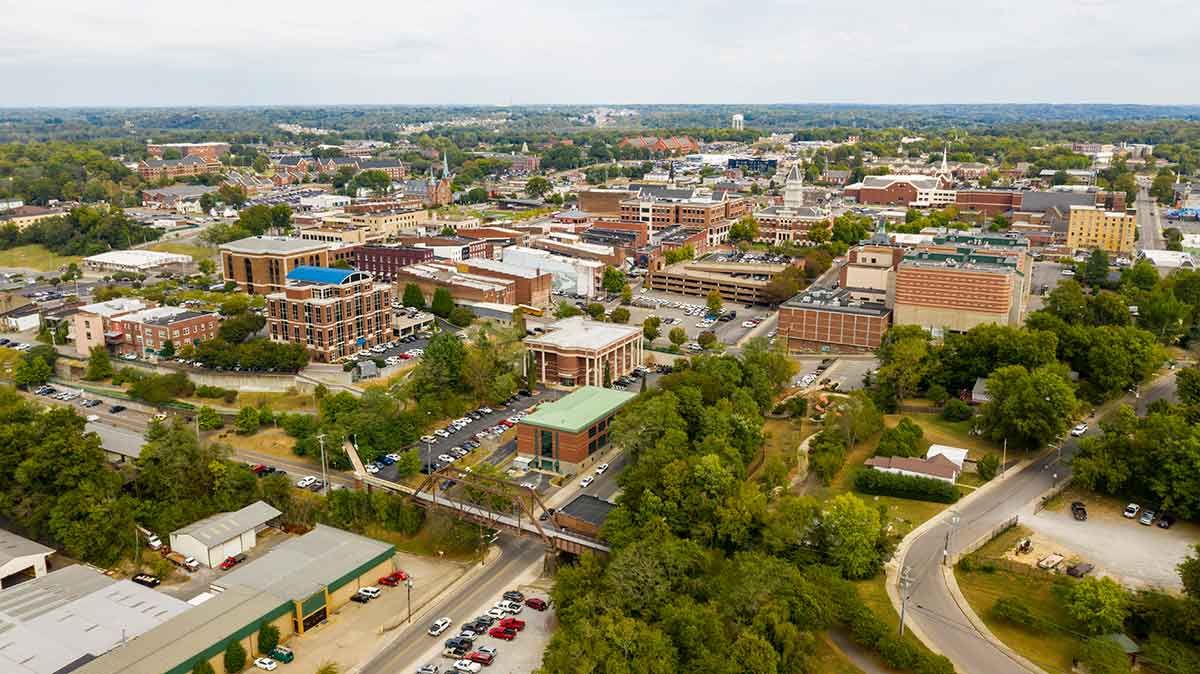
265, 266, 393, 363
146, 142, 230, 161
393, 262, 517, 305
137, 156, 222, 182
524, 317, 644, 388
220, 237, 358, 295
350, 245, 434, 281
1066, 205, 1137, 254
110, 306, 221, 357
72, 298, 151, 357
778, 288, 891, 353
893, 245, 1030, 333
645, 259, 803, 305
843, 175, 954, 207
458, 258, 553, 307
356, 159, 407, 180
618, 136, 700, 155
516, 386, 636, 473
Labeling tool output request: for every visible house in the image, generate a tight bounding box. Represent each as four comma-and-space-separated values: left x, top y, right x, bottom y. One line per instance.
0, 528, 53, 588
863, 453, 961, 484
169, 501, 281, 568
925, 445, 968, 472
971, 377, 990, 404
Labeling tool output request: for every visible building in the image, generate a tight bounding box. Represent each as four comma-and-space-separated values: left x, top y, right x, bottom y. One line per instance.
840, 243, 905, 299
88, 420, 145, 464
265, 266, 393, 363
397, 175, 453, 207
348, 208, 421, 238
502, 245, 605, 297
524, 316, 644, 389
1, 303, 41, 333
219, 237, 356, 295
778, 288, 891, 353
0, 564, 190, 674
893, 244, 1030, 333
731, 113, 744, 131
0, 528, 53, 588
398, 235, 489, 262
1136, 249, 1197, 273
0, 205, 65, 230
137, 155, 222, 182
298, 194, 351, 211
83, 249, 191, 273
394, 261, 517, 305
146, 141, 230, 161
356, 158, 407, 180
954, 189, 1021, 217
458, 258, 553, 307
645, 258, 803, 305
618, 135, 700, 155
72, 298, 151, 356
578, 188, 637, 216
863, 453, 960, 484
109, 306, 221, 357
73, 525, 394, 674
1066, 205, 1137, 254
141, 184, 218, 210
843, 174, 954, 207
530, 234, 624, 268
507, 151, 541, 174
755, 164, 832, 243
617, 185, 751, 245
516, 386, 636, 473
169, 501, 282, 569
350, 245, 434, 281
727, 157, 778, 174
554, 494, 616, 539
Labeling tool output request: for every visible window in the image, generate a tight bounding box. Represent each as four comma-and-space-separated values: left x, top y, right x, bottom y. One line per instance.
539, 430, 555, 458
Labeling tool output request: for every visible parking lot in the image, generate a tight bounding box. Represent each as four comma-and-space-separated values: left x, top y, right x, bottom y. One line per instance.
156, 527, 294, 601
622, 287, 774, 348
1021, 489, 1200, 590
789, 356, 877, 393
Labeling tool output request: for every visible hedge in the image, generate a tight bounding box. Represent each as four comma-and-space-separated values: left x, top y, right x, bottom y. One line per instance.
853, 468, 959, 503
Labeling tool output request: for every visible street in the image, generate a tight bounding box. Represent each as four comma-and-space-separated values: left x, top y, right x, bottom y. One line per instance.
1136, 188, 1164, 251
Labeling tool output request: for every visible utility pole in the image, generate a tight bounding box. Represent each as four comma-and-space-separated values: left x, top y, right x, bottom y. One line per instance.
317, 433, 328, 496
898, 565, 913, 637
405, 578, 413, 623
943, 510, 961, 566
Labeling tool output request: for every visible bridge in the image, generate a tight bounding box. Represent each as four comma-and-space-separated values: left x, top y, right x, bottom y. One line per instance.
347, 443, 611, 558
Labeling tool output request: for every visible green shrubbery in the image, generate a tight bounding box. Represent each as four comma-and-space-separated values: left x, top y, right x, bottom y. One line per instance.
853, 468, 959, 503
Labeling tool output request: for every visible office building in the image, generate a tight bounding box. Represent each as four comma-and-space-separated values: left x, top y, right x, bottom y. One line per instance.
72, 298, 151, 357
458, 258, 553, 307
524, 316, 644, 389
502, 246, 604, 297
516, 386, 637, 473
109, 306, 221, 357
778, 288, 891, 353
893, 244, 1030, 333
265, 266, 393, 362
146, 142, 230, 161
645, 258, 804, 305
219, 237, 357, 295
393, 261, 518, 305
1066, 205, 1137, 254
755, 163, 832, 243
350, 245, 434, 281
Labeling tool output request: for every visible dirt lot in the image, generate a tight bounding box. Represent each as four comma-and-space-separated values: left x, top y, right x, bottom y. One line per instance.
1019, 488, 1199, 590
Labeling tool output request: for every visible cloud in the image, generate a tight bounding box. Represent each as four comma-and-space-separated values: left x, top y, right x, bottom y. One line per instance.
0, 0, 1196, 106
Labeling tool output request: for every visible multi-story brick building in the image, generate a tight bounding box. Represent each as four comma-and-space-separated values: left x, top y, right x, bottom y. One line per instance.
351, 245, 434, 282
146, 142, 230, 161
138, 156, 222, 182
524, 317, 643, 389
843, 175, 954, 207
265, 266, 393, 363
954, 190, 1022, 216
516, 386, 636, 473
393, 261, 517, 305
356, 159, 407, 180
507, 153, 541, 174
778, 288, 891, 353
618, 136, 700, 155
893, 244, 1030, 333
219, 237, 357, 295
646, 258, 804, 305
458, 258, 553, 308
618, 185, 750, 245
110, 306, 221, 357
72, 298, 152, 357
1066, 205, 1137, 254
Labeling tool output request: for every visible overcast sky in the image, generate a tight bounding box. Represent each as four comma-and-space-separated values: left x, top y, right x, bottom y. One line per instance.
2, 0, 1196, 107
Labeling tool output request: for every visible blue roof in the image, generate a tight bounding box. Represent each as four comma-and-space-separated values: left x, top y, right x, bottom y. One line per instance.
286, 266, 357, 285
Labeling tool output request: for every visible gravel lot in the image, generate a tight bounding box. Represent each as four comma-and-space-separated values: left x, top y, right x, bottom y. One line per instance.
1020, 491, 1199, 590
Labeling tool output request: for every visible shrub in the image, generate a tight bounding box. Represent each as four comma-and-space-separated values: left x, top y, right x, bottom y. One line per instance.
809, 430, 848, 485
853, 468, 959, 503
223, 389, 238, 404
876, 417, 924, 457
941, 398, 974, 421
1076, 636, 1132, 674
992, 597, 1042, 630
223, 640, 246, 673
926, 383, 949, 405
257, 623, 279, 655
977, 454, 1000, 481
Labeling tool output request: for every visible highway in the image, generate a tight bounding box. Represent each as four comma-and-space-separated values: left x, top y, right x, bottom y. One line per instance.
1136, 188, 1164, 250
901, 374, 1177, 674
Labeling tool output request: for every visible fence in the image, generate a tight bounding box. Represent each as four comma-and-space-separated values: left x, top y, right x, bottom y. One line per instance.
1033, 475, 1073, 514
951, 514, 1019, 564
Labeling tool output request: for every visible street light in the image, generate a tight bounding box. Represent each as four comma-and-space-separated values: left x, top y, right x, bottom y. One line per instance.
405, 577, 414, 624
942, 510, 961, 566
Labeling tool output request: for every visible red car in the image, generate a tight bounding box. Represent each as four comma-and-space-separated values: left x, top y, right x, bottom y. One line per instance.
466, 652, 494, 666
378, 571, 409, 586
525, 597, 548, 611
219, 553, 247, 570
488, 626, 516, 641
499, 617, 525, 631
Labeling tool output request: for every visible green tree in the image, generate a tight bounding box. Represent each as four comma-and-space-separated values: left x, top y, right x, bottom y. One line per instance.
14, 356, 52, 389
401, 283, 426, 309
610, 307, 630, 324
697, 331, 717, 349
430, 287, 454, 317
524, 176, 551, 199
197, 405, 223, 430
83, 346, 113, 381
643, 316, 661, 342
668, 327, 687, 347
977, 454, 1000, 481
1084, 249, 1111, 286
1177, 367, 1200, 406
160, 339, 176, 358
821, 493, 883, 579
876, 417, 924, 457
197, 258, 216, 275
1076, 636, 1132, 674
257, 623, 279, 655
586, 303, 606, 320
224, 640, 247, 673
1139, 287, 1188, 342
234, 406, 261, 435
980, 365, 1076, 448
705, 290, 723, 316
1067, 576, 1129, 635
554, 301, 583, 318
602, 266, 627, 294
1150, 168, 1177, 205
621, 284, 633, 304
728, 215, 760, 242
1179, 543, 1200, 601
1046, 280, 1089, 323
191, 662, 215, 674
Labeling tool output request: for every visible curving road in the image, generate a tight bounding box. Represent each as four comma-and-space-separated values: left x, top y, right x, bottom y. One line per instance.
900, 373, 1177, 674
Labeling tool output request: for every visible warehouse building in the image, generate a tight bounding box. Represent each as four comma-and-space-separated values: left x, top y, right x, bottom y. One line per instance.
170, 501, 282, 568
83, 249, 192, 273
0, 528, 53, 588
554, 494, 617, 539
75, 525, 396, 674
0, 564, 190, 674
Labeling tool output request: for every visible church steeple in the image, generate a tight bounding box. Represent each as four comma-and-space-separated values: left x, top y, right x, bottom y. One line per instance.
442, 151, 450, 178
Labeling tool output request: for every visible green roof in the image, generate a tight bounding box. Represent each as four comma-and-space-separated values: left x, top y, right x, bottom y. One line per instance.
521, 386, 636, 433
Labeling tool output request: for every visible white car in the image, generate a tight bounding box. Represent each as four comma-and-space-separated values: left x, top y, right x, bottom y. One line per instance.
386, 453, 401, 462
434, 429, 451, 438
254, 658, 278, 671
478, 646, 498, 657
452, 660, 482, 674
595, 463, 609, 474
497, 600, 522, 614
438, 454, 457, 463
580, 476, 594, 488
1070, 423, 1089, 437
85, 414, 100, 422
487, 607, 506, 620
358, 586, 381, 598
741, 320, 757, 328
520, 481, 536, 489
366, 463, 381, 474
428, 617, 452, 636
1123, 503, 1140, 519
421, 435, 437, 444
296, 476, 317, 488
1061, 268, 1076, 277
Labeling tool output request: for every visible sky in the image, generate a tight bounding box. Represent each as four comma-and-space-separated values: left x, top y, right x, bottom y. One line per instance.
1, 0, 1197, 107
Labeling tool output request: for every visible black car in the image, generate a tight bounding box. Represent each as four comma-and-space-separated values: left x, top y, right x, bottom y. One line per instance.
444, 637, 471, 650
473, 614, 496, 627
1157, 513, 1177, 529
131, 573, 161, 588
503, 590, 525, 603
1070, 501, 1088, 521
350, 593, 370, 604
109, 405, 127, 413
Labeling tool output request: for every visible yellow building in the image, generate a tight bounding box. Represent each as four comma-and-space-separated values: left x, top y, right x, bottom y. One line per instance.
1066, 205, 1136, 254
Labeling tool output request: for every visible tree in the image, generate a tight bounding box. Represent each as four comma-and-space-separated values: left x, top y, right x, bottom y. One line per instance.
1177, 367, 1200, 406
697, 331, 717, 349
217, 183, 248, 207
621, 284, 633, 304
876, 417, 924, 457
1139, 287, 1188, 342
610, 307, 630, 324
197, 405, 223, 430
1150, 168, 1177, 205
160, 339, 176, 358
1180, 542, 1200, 601
977, 454, 1000, 481
706, 290, 723, 316
643, 316, 661, 342
831, 213, 872, 245
728, 215, 759, 242
191, 662, 215, 674
431, 287, 454, 318
554, 301, 583, 318
314, 664, 341, 674
525, 176, 551, 199
197, 258, 216, 276
83, 346, 113, 381
586, 303, 606, 320
224, 640, 247, 673
401, 283, 425, 309
1084, 249, 1111, 286
1046, 280, 1089, 323
980, 365, 1076, 448
1076, 636, 1132, 674
14, 355, 52, 389
1067, 576, 1129, 635
821, 493, 883, 579
235, 406, 261, 435
668, 327, 687, 347
807, 221, 830, 244
602, 266, 627, 294
257, 623, 279, 655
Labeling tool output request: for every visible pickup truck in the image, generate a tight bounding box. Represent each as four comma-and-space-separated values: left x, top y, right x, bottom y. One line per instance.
165, 552, 200, 572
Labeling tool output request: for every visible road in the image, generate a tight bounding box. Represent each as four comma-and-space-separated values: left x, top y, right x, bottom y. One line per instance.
1137, 189, 1164, 250
901, 376, 1176, 674
356, 536, 546, 674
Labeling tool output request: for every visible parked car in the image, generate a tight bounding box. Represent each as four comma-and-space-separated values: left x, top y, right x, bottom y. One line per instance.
466, 652, 494, 666
451, 660, 482, 674
499, 617, 525, 631
379, 570, 409, 586
428, 617, 452, 636
296, 476, 318, 489
268, 646, 294, 663
1070, 423, 1089, 437
253, 658, 278, 671
1158, 513, 1177, 529
131, 573, 161, 588
1139, 509, 1157, 526
486, 607, 505, 620
350, 593, 370, 604
595, 463, 609, 474
109, 405, 126, 413
488, 626, 516, 640
1070, 501, 1087, 521
357, 586, 381, 599
219, 553, 247, 570
502, 591, 525, 603
579, 476, 594, 488
1066, 562, 1095, 578
417, 666, 440, 674
1123, 503, 1141, 518
525, 597, 548, 611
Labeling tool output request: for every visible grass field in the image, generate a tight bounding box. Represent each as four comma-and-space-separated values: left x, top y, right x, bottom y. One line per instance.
215, 427, 303, 460
147, 241, 217, 260
0, 244, 81, 272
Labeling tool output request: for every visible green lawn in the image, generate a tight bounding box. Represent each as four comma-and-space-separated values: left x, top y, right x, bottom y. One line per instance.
147, 241, 217, 260
0, 245, 81, 272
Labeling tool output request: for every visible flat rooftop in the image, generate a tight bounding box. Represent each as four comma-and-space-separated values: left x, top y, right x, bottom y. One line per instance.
525, 316, 641, 351
219, 236, 331, 255
79, 298, 149, 318
520, 386, 636, 434
558, 494, 617, 527
0, 528, 52, 567
460, 257, 545, 279
783, 288, 890, 317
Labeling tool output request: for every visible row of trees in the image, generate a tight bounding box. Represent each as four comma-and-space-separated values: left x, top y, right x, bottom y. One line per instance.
0, 205, 163, 256
201, 204, 292, 245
